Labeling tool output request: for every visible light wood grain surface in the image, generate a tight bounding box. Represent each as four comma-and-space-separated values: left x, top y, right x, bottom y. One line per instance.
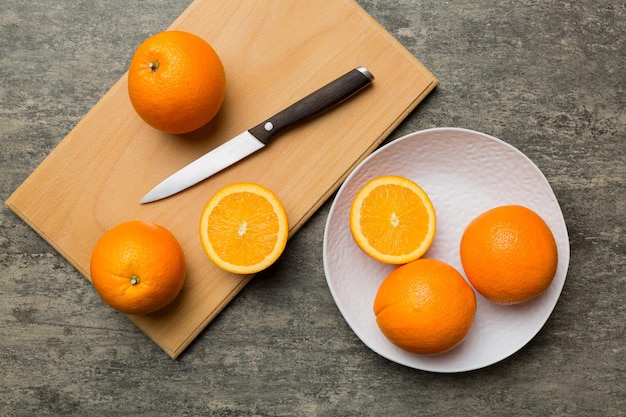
6, 0, 436, 359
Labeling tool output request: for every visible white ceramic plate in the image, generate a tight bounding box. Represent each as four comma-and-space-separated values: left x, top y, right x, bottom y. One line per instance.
323, 127, 569, 373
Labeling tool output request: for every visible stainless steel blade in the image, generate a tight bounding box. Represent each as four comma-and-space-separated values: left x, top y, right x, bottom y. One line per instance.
139, 67, 374, 204
139, 132, 264, 203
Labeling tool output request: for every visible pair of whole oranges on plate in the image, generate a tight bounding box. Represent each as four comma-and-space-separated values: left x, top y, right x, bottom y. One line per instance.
349, 175, 558, 355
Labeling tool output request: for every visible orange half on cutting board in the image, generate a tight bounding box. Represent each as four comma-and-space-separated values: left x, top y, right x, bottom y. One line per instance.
199, 183, 289, 274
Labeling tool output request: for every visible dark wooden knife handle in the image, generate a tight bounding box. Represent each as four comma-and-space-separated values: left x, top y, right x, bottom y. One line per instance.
248, 67, 374, 144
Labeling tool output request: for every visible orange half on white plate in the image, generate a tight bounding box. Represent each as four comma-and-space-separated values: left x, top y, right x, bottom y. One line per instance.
349, 175, 436, 264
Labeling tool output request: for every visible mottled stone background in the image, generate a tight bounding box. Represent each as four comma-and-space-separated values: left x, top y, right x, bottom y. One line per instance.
1, 1, 624, 416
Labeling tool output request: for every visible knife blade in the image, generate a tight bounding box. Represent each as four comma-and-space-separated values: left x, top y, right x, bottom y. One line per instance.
139, 67, 374, 204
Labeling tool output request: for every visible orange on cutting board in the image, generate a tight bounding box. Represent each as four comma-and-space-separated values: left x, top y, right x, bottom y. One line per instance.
89, 221, 186, 315
127, 30, 226, 134
350, 175, 436, 264
460, 205, 558, 304
199, 183, 289, 275
374, 258, 476, 355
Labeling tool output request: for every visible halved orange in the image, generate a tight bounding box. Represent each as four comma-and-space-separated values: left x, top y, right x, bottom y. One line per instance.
199, 183, 289, 274
350, 175, 436, 264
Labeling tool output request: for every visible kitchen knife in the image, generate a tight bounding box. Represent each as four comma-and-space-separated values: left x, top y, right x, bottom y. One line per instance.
139, 67, 374, 204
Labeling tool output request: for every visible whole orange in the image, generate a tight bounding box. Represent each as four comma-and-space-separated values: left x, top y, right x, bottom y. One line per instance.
89, 221, 186, 315
374, 258, 476, 355
128, 30, 226, 134
460, 205, 558, 304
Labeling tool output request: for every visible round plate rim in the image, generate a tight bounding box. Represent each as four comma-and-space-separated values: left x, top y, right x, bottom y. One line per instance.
322, 127, 570, 373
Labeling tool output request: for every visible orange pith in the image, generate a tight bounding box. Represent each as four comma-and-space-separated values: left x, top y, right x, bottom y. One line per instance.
374, 258, 476, 355
128, 30, 226, 134
460, 205, 558, 304
199, 183, 289, 274
350, 175, 436, 264
89, 221, 186, 315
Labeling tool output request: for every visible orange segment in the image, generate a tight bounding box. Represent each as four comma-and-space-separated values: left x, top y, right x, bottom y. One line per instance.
199, 183, 289, 274
350, 175, 436, 264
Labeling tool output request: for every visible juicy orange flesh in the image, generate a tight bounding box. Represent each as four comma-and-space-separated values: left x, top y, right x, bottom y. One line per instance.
359, 184, 430, 256
206, 191, 279, 266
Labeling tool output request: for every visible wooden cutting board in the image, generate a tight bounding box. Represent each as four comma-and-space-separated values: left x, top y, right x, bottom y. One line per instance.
6, 0, 437, 358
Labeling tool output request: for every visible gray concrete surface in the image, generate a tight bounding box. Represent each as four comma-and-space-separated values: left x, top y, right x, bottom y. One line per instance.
1, 0, 624, 416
